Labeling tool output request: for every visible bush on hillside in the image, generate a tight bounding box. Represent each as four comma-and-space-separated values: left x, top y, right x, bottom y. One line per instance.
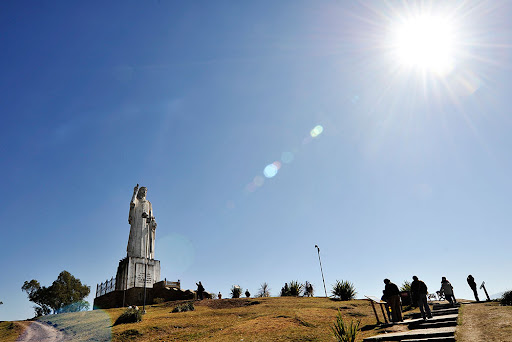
500, 290, 512, 306
231, 285, 242, 298
289, 280, 304, 297
304, 281, 314, 297
256, 282, 271, 298
331, 280, 357, 301
171, 301, 195, 313
280, 281, 304, 297
114, 307, 142, 325
400, 281, 411, 292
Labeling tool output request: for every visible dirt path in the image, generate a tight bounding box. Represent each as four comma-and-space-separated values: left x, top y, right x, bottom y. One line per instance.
456, 302, 512, 342
16, 321, 66, 342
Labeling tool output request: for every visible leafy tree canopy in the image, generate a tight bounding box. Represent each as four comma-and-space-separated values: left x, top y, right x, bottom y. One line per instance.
22, 270, 90, 317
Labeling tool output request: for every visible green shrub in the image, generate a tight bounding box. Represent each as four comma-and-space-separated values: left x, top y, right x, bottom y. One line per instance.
280, 281, 304, 297
400, 281, 411, 292
153, 297, 165, 304
245, 289, 251, 298
114, 308, 142, 325
331, 280, 357, 301
280, 283, 290, 297
500, 290, 512, 306
231, 286, 242, 298
172, 301, 195, 313
289, 280, 304, 297
332, 309, 360, 342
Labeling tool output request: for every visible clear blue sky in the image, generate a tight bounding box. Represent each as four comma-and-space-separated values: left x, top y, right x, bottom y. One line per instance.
1, 1, 512, 321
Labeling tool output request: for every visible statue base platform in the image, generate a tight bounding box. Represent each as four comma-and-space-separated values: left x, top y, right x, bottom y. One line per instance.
115, 256, 160, 290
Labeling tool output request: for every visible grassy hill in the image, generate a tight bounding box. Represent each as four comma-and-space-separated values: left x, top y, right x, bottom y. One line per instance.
9, 297, 395, 341
5, 298, 511, 341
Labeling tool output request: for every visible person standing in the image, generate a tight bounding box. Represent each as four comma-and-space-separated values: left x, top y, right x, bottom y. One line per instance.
196, 281, 205, 300
411, 276, 432, 319
440, 277, 456, 306
467, 275, 479, 302
383, 279, 403, 322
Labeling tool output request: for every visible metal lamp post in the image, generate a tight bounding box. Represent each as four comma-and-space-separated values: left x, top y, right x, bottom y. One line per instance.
315, 245, 328, 297
142, 212, 149, 314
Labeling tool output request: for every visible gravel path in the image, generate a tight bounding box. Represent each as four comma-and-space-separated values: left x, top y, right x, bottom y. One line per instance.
16, 321, 66, 342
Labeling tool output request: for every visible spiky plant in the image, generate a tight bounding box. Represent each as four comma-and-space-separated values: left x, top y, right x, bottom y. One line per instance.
400, 281, 411, 292
256, 282, 271, 297
332, 309, 360, 342
289, 280, 304, 297
331, 280, 357, 301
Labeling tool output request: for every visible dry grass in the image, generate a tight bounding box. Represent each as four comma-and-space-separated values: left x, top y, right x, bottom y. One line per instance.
0, 297, 421, 341
0, 321, 25, 342
456, 302, 512, 342
110, 297, 382, 342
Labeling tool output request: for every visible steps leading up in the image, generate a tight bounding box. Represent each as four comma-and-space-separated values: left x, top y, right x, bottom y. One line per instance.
363, 327, 456, 341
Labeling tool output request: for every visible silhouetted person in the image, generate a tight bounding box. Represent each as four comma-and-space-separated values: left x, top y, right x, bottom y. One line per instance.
218, 292, 222, 299
196, 281, 205, 300
381, 290, 392, 321
440, 277, 456, 306
383, 279, 402, 322
467, 275, 479, 302
411, 276, 432, 319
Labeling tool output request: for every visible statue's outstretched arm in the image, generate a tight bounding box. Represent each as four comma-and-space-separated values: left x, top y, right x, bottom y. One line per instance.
129, 184, 139, 223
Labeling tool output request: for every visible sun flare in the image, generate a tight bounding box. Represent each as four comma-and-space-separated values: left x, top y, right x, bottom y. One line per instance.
391, 14, 456, 75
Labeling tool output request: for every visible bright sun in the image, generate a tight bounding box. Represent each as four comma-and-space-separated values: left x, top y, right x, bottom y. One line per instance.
391, 14, 456, 75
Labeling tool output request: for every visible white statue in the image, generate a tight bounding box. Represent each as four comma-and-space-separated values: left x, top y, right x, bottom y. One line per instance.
127, 184, 157, 259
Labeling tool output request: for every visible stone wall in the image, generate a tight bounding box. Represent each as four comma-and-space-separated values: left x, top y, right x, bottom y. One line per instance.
93, 286, 195, 309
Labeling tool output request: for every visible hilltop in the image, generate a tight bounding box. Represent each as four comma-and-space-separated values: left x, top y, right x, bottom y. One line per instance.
2, 298, 511, 341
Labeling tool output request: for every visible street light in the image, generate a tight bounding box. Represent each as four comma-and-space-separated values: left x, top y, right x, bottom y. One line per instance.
315, 245, 328, 297
142, 211, 149, 314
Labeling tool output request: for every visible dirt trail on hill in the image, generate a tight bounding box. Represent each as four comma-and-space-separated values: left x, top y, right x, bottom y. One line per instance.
16, 321, 65, 342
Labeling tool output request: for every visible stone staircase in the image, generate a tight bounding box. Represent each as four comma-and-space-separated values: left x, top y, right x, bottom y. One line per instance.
363, 303, 460, 342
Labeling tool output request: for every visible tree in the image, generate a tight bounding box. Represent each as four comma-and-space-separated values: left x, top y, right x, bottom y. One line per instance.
22, 271, 90, 316
256, 282, 271, 298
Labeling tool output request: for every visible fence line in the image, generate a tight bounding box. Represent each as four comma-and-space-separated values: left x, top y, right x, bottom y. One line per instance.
96, 277, 116, 297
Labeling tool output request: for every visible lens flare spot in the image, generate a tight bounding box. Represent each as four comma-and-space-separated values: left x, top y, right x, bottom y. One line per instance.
310, 125, 324, 138
253, 175, 264, 187
245, 182, 257, 192
157, 233, 195, 274
281, 151, 294, 163
264, 163, 279, 178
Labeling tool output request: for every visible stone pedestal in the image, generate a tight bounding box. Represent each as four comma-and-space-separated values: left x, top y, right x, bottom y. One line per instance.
115, 257, 160, 290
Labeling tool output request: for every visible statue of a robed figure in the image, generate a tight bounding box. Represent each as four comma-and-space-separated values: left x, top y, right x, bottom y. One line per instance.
115, 184, 161, 292
127, 184, 157, 259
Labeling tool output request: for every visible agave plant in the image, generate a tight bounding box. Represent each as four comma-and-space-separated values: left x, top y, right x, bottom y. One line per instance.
289, 280, 304, 297
331, 280, 357, 301
332, 309, 360, 342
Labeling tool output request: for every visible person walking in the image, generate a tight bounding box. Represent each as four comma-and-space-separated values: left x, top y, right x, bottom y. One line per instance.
411, 276, 432, 319
440, 277, 456, 306
467, 275, 479, 302
383, 279, 403, 322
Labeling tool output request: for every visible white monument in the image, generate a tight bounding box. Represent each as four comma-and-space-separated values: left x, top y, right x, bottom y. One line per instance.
116, 184, 160, 290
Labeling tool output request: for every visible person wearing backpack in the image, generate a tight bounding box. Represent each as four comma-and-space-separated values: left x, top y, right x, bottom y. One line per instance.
411, 276, 432, 319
